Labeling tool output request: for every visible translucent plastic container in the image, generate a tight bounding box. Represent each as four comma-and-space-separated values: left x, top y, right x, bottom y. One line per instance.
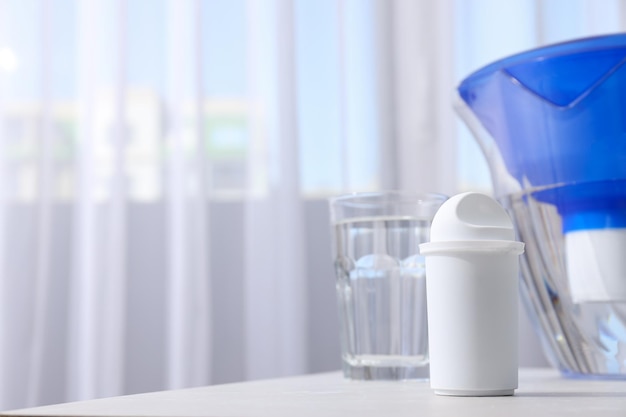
456, 34, 626, 378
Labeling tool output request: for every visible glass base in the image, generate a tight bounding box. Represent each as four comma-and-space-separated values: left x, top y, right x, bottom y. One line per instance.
342, 362, 429, 380
560, 368, 626, 380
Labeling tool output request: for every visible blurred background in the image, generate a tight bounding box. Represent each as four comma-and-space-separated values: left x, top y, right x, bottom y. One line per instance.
0, 0, 624, 410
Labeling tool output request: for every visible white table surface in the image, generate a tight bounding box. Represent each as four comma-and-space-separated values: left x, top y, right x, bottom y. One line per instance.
3, 368, 626, 417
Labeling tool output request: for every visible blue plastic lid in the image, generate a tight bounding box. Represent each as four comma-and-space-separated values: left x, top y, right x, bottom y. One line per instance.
458, 34, 626, 233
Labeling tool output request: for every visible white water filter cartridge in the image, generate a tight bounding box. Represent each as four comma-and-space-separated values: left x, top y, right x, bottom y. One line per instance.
420, 192, 525, 396
565, 228, 626, 303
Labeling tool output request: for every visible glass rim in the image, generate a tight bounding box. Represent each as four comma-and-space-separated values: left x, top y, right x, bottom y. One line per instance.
329, 190, 448, 208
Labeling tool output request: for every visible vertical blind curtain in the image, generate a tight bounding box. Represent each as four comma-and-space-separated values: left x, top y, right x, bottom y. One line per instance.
0, 0, 624, 410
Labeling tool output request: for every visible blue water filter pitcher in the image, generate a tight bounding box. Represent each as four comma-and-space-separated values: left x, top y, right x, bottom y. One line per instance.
456, 34, 626, 377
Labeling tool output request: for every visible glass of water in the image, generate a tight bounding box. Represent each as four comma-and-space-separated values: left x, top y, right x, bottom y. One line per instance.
329, 191, 447, 380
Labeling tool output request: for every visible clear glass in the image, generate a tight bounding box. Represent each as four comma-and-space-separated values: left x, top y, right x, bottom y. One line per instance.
502, 182, 626, 378
329, 191, 447, 380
